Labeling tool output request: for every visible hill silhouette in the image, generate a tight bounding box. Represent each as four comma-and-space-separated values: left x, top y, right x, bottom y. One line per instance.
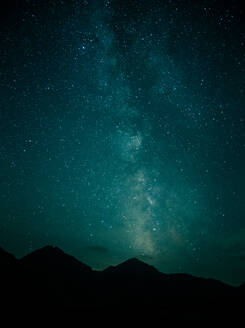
20, 245, 91, 275
103, 257, 161, 277
0, 247, 17, 265
0, 245, 243, 321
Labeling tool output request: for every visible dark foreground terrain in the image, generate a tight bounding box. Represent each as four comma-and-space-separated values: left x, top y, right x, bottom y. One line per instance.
0, 246, 244, 322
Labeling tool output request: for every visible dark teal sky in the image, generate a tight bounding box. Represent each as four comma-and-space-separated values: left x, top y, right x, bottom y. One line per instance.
0, 0, 245, 285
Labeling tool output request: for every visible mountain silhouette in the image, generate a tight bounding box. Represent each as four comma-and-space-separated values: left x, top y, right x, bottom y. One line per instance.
20, 245, 91, 274
0, 245, 243, 321
0, 247, 17, 265
103, 257, 161, 277
17, 245, 93, 309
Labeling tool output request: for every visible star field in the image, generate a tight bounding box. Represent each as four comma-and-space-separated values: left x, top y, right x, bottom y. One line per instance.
0, 0, 245, 285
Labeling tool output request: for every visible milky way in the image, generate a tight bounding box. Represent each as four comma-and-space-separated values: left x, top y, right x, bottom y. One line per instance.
0, 0, 244, 285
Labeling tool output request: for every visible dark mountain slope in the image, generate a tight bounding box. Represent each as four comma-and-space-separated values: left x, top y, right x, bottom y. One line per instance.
0, 245, 243, 319
0, 247, 17, 266
20, 245, 91, 275
103, 257, 161, 277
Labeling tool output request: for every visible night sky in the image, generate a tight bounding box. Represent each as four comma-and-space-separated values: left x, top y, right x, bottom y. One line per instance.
1, 0, 245, 285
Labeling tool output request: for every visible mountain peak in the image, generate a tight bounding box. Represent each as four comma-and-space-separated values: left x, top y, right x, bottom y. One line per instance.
20, 245, 91, 272
123, 257, 143, 264
104, 257, 159, 276
35, 245, 64, 254
119, 257, 158, 271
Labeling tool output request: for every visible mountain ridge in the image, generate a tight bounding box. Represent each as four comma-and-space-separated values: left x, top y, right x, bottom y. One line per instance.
20, 245, 91, 271
0, 245, 244, 318
1, 245, 243, 287
103, 257, 162, 278
0, 247, 17, 265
